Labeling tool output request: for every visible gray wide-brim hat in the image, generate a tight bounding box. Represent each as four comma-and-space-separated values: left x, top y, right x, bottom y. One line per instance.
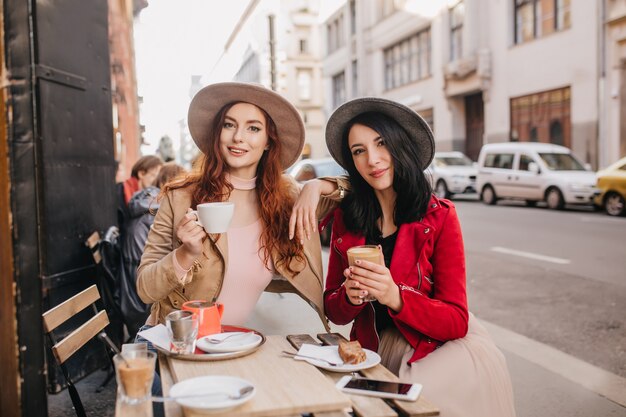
325, 97, 435, 170
188, 82, 305, 169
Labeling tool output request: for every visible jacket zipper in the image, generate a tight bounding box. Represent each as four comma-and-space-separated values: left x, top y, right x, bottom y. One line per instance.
333, 243, 347, 265
370, 302, 380, 346
417, 263, 423, 291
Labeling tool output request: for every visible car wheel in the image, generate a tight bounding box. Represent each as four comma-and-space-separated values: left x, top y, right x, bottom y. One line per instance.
604, 192, 626, 216
525, 200, 537, 207
546, 187, 565, 210
481, 185, 497, 205
435, 180, 451, 199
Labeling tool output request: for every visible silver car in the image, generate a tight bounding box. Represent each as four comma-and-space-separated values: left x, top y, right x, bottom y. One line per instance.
426, 152, 477, 199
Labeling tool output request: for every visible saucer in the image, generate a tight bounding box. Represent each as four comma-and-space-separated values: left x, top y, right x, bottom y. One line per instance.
169, 375, 255, 412
196, 332, 263, 354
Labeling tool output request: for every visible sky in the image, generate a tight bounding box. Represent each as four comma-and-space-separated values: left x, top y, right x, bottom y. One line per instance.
134, 0, 250, 154
133, 0, 344, 156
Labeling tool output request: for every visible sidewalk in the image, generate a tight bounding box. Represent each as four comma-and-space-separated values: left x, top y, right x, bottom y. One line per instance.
48, 293, 626, 417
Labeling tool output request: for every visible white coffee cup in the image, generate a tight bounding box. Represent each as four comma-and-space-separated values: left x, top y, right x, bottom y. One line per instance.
191, 202, 235, 234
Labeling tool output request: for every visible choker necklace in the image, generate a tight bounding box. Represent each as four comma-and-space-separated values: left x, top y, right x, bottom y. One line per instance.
227, 174, 256, 190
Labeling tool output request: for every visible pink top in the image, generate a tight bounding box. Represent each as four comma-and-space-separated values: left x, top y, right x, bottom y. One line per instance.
173, 174, 273, 325
218, 219, 273, 325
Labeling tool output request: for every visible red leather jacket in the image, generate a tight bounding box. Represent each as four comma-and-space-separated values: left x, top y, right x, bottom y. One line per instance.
324, 196, 469, 364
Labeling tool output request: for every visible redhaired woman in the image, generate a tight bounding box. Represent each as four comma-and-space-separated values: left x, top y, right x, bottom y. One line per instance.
137, 82, 344, 330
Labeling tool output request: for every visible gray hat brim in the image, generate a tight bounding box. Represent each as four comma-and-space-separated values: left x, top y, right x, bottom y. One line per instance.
188, 82, 305, 169
325, 97, 435, 170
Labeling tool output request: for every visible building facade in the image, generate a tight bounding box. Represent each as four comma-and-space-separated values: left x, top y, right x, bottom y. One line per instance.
323, 0, 612, 167
227, 0, 327, 159
109, 0, 147, 181
605, 0, 626, 166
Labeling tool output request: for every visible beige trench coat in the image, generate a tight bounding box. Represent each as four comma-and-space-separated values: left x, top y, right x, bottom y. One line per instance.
136, 176, 347, 331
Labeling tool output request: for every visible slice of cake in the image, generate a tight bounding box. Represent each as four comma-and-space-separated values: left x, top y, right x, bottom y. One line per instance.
338, 340, 366, 364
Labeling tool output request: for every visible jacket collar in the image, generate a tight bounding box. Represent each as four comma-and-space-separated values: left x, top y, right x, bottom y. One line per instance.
334, 195, 442, 276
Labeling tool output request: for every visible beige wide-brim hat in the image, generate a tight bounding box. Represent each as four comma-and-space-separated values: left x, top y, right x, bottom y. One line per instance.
325, 97, 435, 170
188, 82, 305, 169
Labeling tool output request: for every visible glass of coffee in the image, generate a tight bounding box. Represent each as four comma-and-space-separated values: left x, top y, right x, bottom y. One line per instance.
113, 350, 156, 405
347, 245, 383, 302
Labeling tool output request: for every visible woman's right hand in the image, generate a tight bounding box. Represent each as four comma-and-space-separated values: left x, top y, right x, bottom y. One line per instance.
175, 208, 206, 263
343, 270, 368, 305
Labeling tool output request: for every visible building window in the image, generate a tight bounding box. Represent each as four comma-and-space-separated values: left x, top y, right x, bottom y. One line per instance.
352, 60, 358, 97
332, 71, 346, 108
450, 1, 464, 61
327, 14, 345, 54
297, 70, 312, 101
384, 28, 431, 90
514, 0, 571, 44
350, 0, 356, 35
510, 86, 571, 147
299, 39, 308, 54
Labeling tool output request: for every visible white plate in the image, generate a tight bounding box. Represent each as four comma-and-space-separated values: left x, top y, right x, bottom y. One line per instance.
169, 375, 255, 412
299, 346, 381, 373
196, 332, 263, 354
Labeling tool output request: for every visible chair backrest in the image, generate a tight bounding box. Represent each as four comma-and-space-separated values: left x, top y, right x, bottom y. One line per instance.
43, 285, 110, 364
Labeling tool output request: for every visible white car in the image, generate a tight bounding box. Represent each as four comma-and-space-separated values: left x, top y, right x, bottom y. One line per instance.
476, 142, 599, 209
287, 157, 346, 182
426, 152, 477, 199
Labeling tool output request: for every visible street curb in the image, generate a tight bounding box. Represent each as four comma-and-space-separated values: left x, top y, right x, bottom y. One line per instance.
482, 319, 626, 408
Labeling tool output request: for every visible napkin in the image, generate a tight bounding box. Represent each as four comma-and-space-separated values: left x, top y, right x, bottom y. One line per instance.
295, 344, 344, 364
137, 324, 171, 352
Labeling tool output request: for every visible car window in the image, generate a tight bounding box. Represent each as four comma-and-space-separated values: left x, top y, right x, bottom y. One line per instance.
538, 153, 585, 171
518, 154, 534, 171
484, 153, 514, 169
436, 155, 473, 167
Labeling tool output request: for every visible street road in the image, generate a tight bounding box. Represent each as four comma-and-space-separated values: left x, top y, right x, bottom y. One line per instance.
456, 197, 626, 378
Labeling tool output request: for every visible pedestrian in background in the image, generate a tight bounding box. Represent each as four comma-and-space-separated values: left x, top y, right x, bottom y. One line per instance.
116, 155, 164, 233
322, 97, 516, 417
119, 161, 186, 338
136, 82, 348, 332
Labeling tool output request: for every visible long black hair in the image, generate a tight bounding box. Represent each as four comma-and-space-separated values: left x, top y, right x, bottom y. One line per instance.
340, 112, 432, 239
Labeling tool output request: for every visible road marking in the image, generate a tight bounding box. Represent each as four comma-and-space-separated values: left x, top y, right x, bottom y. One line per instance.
482, 319, 626, 408
579, 216, 624, 224
490, 246, 570, 264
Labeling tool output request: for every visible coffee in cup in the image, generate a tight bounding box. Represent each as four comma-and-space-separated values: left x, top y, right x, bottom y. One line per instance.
191, 202, 234, 234
347, 245, 383, 302
347, 245, 383, 267
113, 350, 156, 404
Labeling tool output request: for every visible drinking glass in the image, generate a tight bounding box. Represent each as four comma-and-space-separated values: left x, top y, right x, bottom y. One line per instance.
347, 245, 384, 302
113, 350, 156, 405
165, 310, 199, 354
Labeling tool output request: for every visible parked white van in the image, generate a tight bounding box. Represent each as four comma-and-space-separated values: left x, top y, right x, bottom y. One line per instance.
476, 142, 599, 209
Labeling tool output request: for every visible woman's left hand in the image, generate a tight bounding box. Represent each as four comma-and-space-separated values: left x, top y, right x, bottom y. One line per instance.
348, 259, 403, 312
289, 180, 323, 243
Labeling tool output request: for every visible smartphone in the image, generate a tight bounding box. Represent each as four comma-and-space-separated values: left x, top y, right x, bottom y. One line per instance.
336, 375, 422, 401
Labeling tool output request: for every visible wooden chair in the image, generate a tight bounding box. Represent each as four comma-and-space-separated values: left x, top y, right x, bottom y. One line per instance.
43, 285, 111, 417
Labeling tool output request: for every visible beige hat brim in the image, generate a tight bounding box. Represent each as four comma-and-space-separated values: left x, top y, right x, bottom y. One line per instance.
325, 97, 435, 170
188, 82, 305, 169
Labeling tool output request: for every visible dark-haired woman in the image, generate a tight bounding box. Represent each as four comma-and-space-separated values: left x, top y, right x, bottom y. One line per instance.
137, 82, 346, 331
322, 98, 516, 417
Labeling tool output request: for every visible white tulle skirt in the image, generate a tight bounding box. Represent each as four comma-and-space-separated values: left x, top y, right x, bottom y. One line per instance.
378, 313, 517, 417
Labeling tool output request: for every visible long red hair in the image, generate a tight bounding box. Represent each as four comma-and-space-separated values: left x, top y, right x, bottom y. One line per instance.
162, 102, 304, 275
